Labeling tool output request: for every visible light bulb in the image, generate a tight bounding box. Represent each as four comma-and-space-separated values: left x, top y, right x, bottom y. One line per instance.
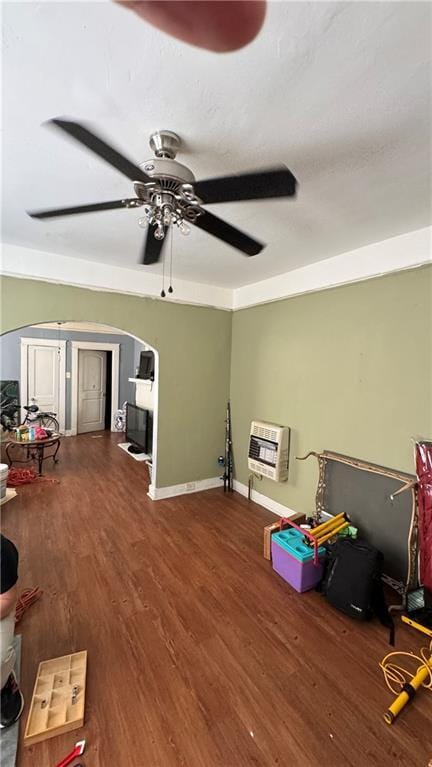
179, 221, 191, 236
138, 217, 147, 229
154, 225, 165, 241
162, 206, 172, 226
143, 205, 154, 221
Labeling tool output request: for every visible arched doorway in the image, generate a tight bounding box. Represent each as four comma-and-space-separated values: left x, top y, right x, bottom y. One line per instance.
0, 320, 159, 491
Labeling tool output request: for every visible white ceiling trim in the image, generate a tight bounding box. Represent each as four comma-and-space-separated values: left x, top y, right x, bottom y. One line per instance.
1, 227, 430, 313
232, 226, 432, 310
0, 243, 233, 311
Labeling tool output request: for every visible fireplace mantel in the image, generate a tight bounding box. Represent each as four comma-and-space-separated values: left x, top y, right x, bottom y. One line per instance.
128, 378, 154, 411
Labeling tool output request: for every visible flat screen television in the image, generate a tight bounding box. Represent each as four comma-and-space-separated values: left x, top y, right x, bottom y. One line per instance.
137, 351, 155, 381
126, 403, 149, 454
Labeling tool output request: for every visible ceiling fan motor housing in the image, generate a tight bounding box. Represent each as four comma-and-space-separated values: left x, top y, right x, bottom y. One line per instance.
134, 158, 198, 217
135, 137, 202, 227
138, 157, 195, 186
137, 130, 196, 198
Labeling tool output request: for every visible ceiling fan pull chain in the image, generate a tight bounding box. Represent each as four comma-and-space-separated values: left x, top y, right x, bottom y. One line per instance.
160, 232, 166, 297
168, 225, 174, 295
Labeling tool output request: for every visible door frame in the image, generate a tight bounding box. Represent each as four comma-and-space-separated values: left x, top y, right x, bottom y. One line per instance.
20, 337, 67, 433
71, 341, 119, 436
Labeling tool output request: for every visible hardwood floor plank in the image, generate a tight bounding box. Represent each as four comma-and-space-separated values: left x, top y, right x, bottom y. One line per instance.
1, 432, 430, 766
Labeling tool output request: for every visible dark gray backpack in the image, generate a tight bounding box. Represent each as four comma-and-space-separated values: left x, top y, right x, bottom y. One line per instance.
321, 538, 394, 641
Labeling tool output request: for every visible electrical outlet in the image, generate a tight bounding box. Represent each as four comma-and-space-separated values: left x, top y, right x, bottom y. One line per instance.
186, 482, 195, 491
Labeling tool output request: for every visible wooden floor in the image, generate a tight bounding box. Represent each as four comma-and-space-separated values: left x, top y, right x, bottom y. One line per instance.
2, 433, 431, 766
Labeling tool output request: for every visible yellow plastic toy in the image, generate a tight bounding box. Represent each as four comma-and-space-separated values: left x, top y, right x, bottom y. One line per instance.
380, 616, 432, 724
305, 513, 350, 547
310, 512, 346, 538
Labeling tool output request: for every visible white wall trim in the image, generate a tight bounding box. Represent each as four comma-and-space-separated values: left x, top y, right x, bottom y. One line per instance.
233, 479, 298, 519
20, 337, 66, 433
1, 228, 431, 312
232, 226, 432, 310
70, 341, 120, 436
31, 322, 128, 335
1, 243, 232, 311
148, 476, 222, 500
147, 476, 301, 514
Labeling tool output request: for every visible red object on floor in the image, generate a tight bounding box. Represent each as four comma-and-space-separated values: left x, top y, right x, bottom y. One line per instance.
7, 467, 59, 486
54, 739, 85, 767
7, 467, 38, 486
15, 587, 43, 624
416, 440, 432, 591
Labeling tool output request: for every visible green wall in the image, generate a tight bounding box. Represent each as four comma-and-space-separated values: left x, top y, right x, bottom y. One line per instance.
2, 267, 430, 507
0, 277, 232, 489
230, 266, 432, 516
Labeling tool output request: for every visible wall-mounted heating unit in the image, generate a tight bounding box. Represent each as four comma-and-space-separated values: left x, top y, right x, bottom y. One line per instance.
248, 421, 290, 482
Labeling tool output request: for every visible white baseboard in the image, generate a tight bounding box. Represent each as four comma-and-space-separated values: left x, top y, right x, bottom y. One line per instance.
233, 480, 299, 518
148, 476, 222, 500
147, 476, 301, 513
65, 428, 120, 437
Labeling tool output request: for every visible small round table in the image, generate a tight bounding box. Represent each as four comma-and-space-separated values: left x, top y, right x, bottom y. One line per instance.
5, 434, 61, 476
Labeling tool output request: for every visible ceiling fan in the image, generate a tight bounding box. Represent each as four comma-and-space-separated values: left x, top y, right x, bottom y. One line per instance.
28, 119, 298, 266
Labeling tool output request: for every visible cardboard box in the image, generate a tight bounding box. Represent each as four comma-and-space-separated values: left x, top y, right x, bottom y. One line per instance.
264, 522, 281, 560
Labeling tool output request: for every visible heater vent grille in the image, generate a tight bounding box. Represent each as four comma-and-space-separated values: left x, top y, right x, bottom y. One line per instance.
248, 421, 290, 482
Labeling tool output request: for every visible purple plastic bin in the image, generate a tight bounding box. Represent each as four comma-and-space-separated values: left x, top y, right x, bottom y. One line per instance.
271, 534, 324, 593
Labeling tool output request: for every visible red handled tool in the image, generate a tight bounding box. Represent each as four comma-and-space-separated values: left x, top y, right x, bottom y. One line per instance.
54, 739, 85, 767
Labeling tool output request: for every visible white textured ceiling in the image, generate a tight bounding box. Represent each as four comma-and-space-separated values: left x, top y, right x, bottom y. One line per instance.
2, 1, 431, 289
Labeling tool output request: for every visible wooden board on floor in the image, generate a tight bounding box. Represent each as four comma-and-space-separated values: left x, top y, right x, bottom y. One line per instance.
24, 651, 87, 746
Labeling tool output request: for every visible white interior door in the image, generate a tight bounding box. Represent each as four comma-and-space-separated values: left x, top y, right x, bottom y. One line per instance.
21, 338, 66, 432
27, 344, 59, 413
78, 350, 107, 434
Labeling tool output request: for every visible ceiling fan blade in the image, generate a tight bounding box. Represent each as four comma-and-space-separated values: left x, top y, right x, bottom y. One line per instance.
28, 198, 141, 219
194, 166, 297, 204
49, 118, 152, 184
193, 210, 263, 256
141, 226, 167, 265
